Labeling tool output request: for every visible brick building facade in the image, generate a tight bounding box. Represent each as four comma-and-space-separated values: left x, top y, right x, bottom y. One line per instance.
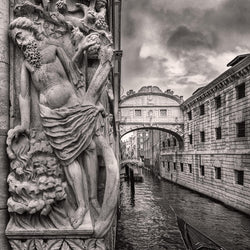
160, 54, 250, 215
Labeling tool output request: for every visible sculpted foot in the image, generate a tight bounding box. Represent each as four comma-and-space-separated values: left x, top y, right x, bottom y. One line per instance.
70, 207, 88, 229
90, 198, 101, 214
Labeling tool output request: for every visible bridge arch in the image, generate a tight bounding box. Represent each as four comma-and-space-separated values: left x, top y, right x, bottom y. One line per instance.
119, 86, 184, 149
120, 126, 184, 149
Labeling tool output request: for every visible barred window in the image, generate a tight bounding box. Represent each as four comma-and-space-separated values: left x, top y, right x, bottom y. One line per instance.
189, 134, 193, 144
200, 104, 205, 116
235, 170, 244, 185
215, 167, 221, 179
200, 131, 205, 142
215, 95, 221, 109
173, 138, 177, 146
160, 109, 167, 116
237, 121, 245, 137
174, 162, 177, 170
180, 163, 184, 172
188, 164, 192, 173
135, 109, 142, 116
200, 165, 205, 176
215, 127, 222, 140
236, 83, 245, 100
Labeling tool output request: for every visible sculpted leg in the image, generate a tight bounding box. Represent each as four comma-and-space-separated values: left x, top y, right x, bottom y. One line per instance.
64, 161, 88, 229
84, 140, 101, 214
93, 135, 119, 237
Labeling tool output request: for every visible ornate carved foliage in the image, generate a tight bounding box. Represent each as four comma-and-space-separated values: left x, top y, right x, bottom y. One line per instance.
9, 238, 106, 250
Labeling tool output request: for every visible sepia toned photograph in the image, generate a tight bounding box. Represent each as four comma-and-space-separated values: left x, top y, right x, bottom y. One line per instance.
0, 0, 249, 249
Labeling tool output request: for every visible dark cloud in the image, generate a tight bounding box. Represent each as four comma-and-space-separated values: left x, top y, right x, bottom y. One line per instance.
121, 0, 250, 99
204, 0, 250, 34
167, 26, 218, 52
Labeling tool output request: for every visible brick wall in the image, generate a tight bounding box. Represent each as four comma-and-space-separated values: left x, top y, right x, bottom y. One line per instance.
160, 56, 250, 215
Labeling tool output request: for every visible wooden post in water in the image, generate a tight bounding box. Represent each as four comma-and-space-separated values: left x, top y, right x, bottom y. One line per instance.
129, 168, 135, 206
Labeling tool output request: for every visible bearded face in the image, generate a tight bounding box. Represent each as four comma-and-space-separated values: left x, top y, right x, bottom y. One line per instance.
22, 40, 42, 69
13, 28, 42, 68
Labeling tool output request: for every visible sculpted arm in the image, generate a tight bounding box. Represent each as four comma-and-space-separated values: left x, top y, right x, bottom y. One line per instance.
19, 62, 31, 129
7, 63, 30, 145
56, 46, 85, 94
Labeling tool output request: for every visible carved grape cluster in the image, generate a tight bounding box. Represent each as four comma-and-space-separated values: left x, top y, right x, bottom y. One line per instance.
95, 16, 108, 30
87, 33, 101, 57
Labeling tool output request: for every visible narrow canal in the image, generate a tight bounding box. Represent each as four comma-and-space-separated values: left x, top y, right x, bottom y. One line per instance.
116, 170, 250, 250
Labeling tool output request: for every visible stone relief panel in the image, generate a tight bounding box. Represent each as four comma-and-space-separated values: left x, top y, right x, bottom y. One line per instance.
6, 0, 119, 249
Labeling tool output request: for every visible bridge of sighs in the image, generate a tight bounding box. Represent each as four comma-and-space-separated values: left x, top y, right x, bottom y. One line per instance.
119, 86, 184, 148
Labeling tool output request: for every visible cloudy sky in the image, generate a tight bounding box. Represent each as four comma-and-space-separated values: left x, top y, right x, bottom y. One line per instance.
121, 0, 250, 99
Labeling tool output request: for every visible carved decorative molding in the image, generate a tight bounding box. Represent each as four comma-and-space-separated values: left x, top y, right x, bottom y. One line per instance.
182, 56, 250, 109
9, 238, 106, 250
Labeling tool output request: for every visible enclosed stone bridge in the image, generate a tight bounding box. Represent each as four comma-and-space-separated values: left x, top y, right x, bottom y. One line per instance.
119, 86, 184, 148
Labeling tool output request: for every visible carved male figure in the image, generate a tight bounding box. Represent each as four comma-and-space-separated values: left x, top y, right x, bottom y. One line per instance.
8, 17, 103, 229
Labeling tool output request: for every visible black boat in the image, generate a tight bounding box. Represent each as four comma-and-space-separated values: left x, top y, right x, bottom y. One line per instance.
177, 216, 227, 250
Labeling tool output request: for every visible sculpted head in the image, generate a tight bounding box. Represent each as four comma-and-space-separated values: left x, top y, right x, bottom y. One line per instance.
9, 17, 41, 50
9, 17, 42, 68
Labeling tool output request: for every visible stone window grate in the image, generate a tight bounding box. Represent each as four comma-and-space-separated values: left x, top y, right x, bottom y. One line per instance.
236, 121, 245, 137
236, 82, 245, 100
215, 95, 221, 109
235, 170, 244, 185
215, 167, 221, 179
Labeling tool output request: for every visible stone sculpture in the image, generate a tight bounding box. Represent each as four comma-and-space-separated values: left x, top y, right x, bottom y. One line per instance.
6, 0, 119, 249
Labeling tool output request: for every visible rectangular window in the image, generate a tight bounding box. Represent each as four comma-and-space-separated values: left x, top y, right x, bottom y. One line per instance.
215, 127, 222, 140
162, 141, 166, 148
167, 139, 171, 147
200, 165, 205, 176
237, 121, 245, 137
189, 134, 193, 144
188, 111, 192, 120
188, 164, 192, 173
236, 83, 245, 100
215, 95, 221, 109
235, 170, 244, 185
180, 163, 184, 172
200, 104, 205, 116
173, 138, 177, 146
135, 109, 142, 116
168, 162, 170, 172
160, 109, 167, 116
162, 161, 165, 168
215, 167, 221, 179
200, 131, 205, 142
173, 162, 176, 170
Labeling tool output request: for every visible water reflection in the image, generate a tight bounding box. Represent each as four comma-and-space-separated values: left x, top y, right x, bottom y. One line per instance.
116, 170, 250, 250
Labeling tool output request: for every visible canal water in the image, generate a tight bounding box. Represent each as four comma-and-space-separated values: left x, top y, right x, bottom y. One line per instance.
116, 170, 250, 250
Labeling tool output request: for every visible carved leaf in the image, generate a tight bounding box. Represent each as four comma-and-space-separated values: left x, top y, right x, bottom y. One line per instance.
26, 239, 36, 250
35, 239, 46, 250
84, 239, 106, 250
9, 240, 23, 250
61, 241, 71, 250
47, 239, 64, 250
95, 239, 106, 250
9, 239, 36, 250
66, 239, 85, 250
